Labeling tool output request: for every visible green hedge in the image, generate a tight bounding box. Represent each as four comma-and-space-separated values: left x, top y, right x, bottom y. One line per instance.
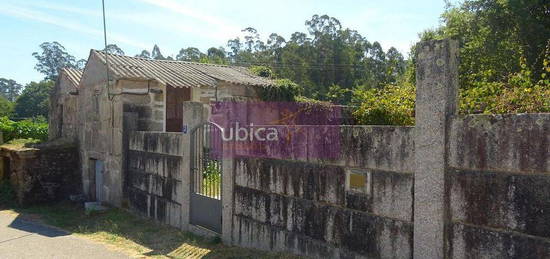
0, 116, 48, 143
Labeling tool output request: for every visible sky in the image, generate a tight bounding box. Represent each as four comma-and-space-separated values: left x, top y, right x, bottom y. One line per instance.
0, 0, 449, 85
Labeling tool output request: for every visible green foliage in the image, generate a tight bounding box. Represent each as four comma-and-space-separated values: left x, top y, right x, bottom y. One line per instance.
104, 44, 125, 55
352, 54, 550, 125
419, 0, 550, 89
250, 66, 273, 78
258, 79, 304, 102
295, 95, 330, 105
0, 96, 13, 117
0, 116, 48, 143
0, 78, 22, 102
33, 42, 78, 80
460, 55, 550, 114
352, 83, 416, 126
326, 84, 352, 105
202, 161, 221, 198
14, 80, 54, 119
176, 47, 205, 62
135, 14, 406, 100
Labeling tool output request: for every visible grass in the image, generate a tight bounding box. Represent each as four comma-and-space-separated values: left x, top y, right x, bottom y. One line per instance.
0, 138, 41, 150
2, 202, 302, 259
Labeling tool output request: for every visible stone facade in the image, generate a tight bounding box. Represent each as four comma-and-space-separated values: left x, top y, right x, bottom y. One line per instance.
0, 140, 81, 205
48, 68, 82, 141
73, 51, 263, 207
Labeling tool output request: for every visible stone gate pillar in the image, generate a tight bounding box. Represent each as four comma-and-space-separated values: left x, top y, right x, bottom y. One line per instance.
414, 39, 459, 258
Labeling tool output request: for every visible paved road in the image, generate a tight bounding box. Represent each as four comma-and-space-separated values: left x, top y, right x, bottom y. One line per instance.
0, 211, 129, 259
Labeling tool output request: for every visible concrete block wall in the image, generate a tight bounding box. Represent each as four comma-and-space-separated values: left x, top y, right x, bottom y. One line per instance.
448, 114, 550, 258
126, 131, 186, 227
225, 39, 550, 258
230, 125, 415, 258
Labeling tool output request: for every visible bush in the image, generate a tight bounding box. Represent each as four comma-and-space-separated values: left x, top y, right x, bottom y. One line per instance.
326, 84, 352, 105
351, 54, 550, 125
0, 116, 48, 143
249, 65, 273, 78
258, 79, 303, 102
352, 83, 416, 126
460, 57, 550, 114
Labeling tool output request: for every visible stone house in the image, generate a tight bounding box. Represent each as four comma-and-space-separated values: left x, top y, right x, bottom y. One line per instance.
48, 67, 82, 141
54, 50, 274, 206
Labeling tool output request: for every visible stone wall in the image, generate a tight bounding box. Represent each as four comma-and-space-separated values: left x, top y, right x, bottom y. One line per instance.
0, 141, 81, 205
191, 82, 260, 103
230, 126, 415, 258
49, 72, 79, 141
448, 114, 550, 258
126, 131, 186, 228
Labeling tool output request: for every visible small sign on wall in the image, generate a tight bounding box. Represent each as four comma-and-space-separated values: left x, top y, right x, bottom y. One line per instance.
346, 169, 371, 195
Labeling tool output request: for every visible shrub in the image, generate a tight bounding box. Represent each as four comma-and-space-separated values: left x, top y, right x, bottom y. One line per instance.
326, 84, 352, 105
249, 65, 273, 78
352, 54, 550, 125
258, 79, 303, 102
460, 57, 550, 114
0, 116, 48, 143
352, 83, 416, 126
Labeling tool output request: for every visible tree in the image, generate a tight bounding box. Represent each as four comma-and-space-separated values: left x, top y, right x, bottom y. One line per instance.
206, 47, 227, 64
136, 50, 151, 59
227, 37, 242, 62
241, 27, 262, 52
176, 47, 205, 62
420, 0, 550, 88
104, 44, 125, 55
0, 78, 22, 101
32, 42, 77, 80
0, 96, 13, 117
76, 59, 87, 70
385, 47, 405, 84
14, 80, 54, 118
151, 44, 165, 60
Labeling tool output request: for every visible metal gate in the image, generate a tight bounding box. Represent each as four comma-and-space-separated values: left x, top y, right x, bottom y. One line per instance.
190, 122, 223, 233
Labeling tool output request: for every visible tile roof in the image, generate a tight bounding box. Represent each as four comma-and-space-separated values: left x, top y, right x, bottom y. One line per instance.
90, 50, 275, 88
60, 67, 83, 89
